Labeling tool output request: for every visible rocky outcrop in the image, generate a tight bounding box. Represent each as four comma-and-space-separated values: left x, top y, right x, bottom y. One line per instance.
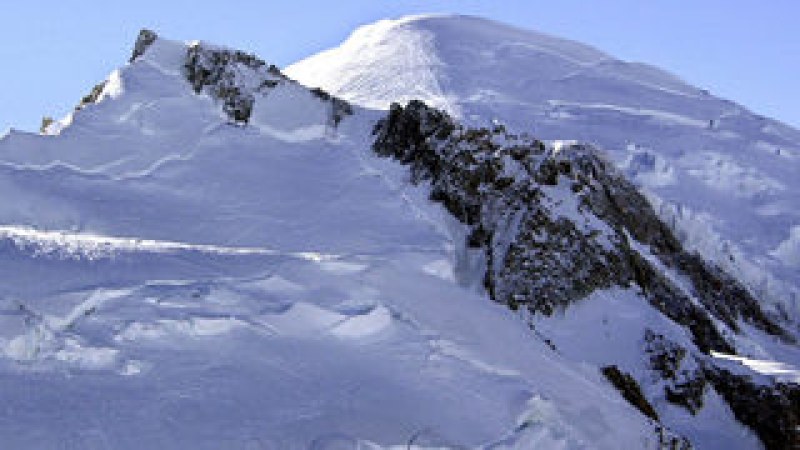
372, 100, 796, 449
644, 329, 707, 415
129, 29, 158, 63
183, 42, 351, 126
74, 81, 107, 111
704, 367, 800, 450
310, 87, 354, 127
601, 365, 660, 421
124, 29, 354, 127
39, 117, 54, 134
372, 101, 786, 351
602, 364, 694, 449
184, 44, 279, 124
644, 329, 687, 380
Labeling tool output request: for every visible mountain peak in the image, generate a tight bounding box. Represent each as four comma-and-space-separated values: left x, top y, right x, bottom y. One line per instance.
288, 15, 800, 332
286, 14, 695, 118
39, 29, 353, 140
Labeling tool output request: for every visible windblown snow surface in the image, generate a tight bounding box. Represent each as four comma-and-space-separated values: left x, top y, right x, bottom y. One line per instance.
0, 35, 675, 449
287, 14, 800, 328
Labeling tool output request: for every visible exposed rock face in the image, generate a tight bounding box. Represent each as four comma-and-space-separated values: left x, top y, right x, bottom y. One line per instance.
645, 329, 687, 380
601, 365, 660, 421
72, 29, 355, 130
601, 365, 693, 449
372, 101, 786, 350
704, 367, 800, 450
183, 43, 351, 126
644, 329, 707, 415
74, 81, 107, 111
129, 29, 158, 63
309, 87, 354, 127
184, 44, 280, 124
373, 101, 623, 314
39, 117, 54, 134
372, 100, 798, 450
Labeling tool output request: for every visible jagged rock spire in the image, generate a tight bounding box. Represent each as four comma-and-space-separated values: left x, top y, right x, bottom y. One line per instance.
129, 29, 158, 63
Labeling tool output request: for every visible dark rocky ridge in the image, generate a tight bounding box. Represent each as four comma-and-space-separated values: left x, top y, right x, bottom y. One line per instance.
182, 40, 351, 126
704, 367, 800, 450
68, 30, 159, 114
74, 81, 107, 112
372, 100, 799, 450
184, 43, 273, 123
601, 365, 660, 421
130, 28, 158, 63
599, 366, 692, 449
78, 29, 354, 128
372, 101, 787, 349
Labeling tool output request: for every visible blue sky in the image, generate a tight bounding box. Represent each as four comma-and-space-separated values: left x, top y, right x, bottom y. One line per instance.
1, 1, 797, 132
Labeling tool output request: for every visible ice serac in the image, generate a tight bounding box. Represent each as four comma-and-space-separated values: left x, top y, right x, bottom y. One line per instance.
0, 29, 669, 449
287, 14, 800, 329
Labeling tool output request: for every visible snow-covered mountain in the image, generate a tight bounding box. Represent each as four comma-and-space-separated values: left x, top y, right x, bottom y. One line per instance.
0, 29, 670, 449
287, 15, 800, 330
0, 16, 797, 450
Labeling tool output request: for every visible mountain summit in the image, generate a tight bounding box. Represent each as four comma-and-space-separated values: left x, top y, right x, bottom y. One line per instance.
0, 27, 665, 450
287, 14, 706, 119
288, 15, 800, 330
0, 19, 797, 449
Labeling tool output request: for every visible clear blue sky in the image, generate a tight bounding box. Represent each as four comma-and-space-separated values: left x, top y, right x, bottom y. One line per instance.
1, 1, 797, 132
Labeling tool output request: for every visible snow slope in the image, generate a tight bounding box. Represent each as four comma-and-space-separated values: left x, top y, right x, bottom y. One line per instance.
0, 33, 668, 449
287, 14, 800, 327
